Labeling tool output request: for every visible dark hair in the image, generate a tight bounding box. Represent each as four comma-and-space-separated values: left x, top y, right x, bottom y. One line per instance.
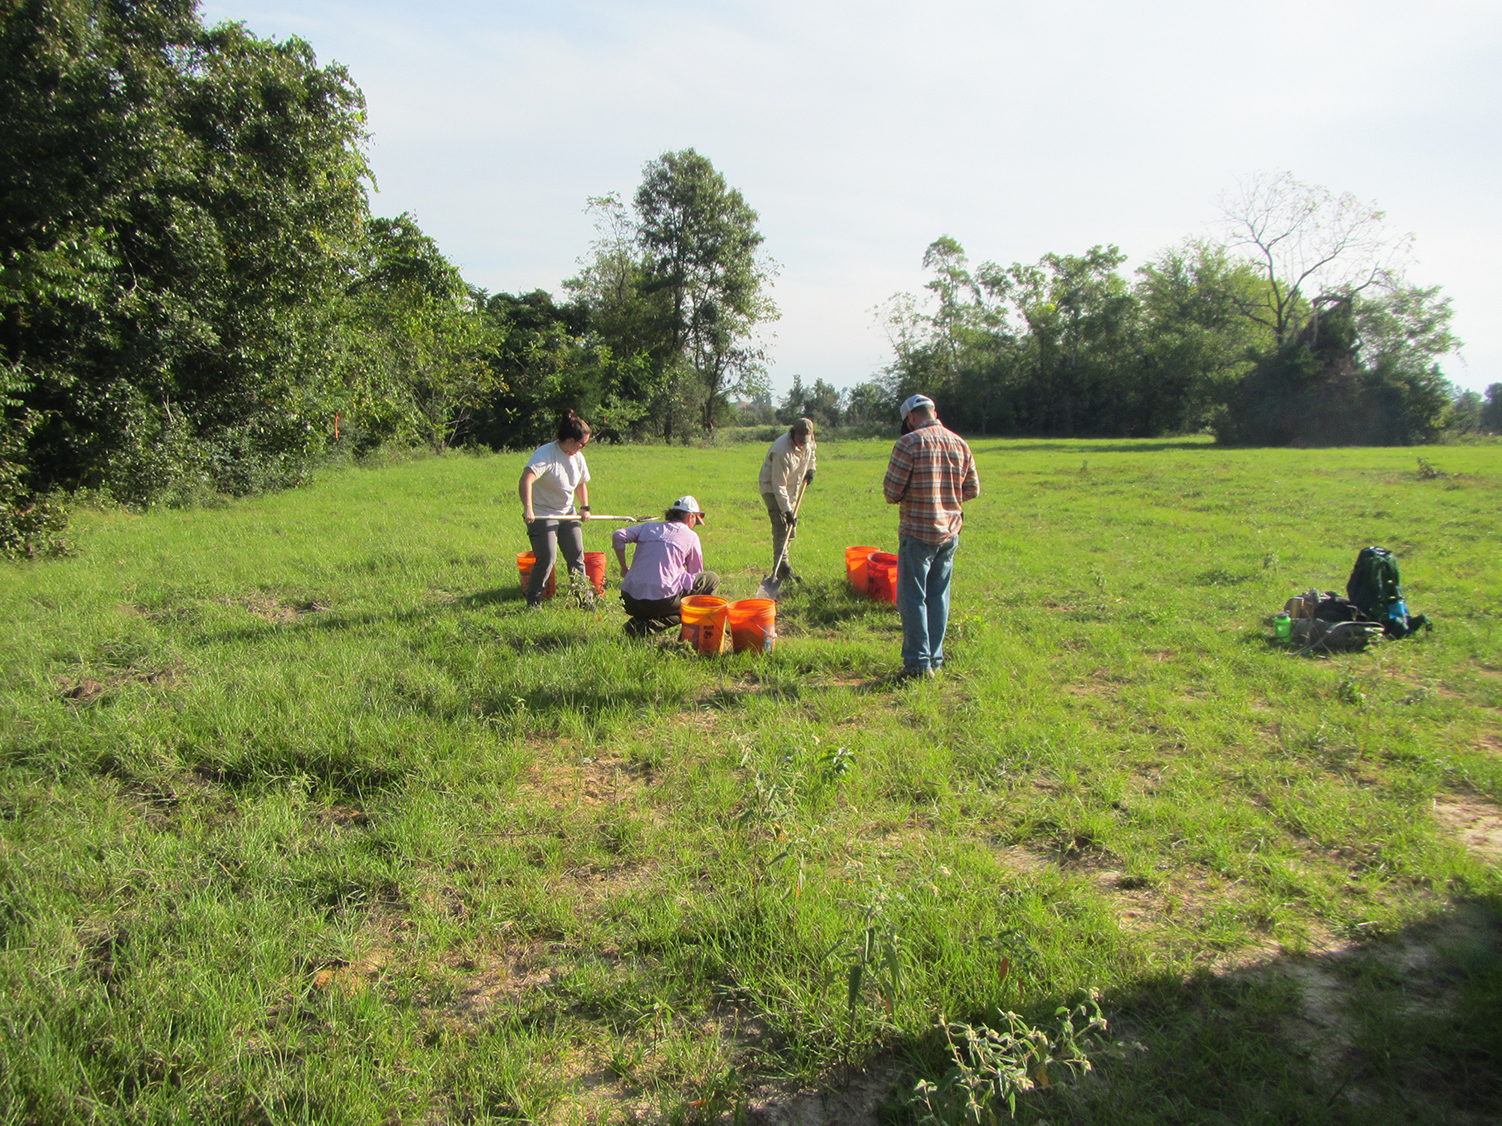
556, 410, 591, 443
664, 507, 692, 523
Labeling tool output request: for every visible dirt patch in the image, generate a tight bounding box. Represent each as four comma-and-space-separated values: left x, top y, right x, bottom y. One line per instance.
740, 1063, 902, 1126
983, 844, 1053, 883
226, 592, 329, 623
1266, 901, 1501, 1114
519, 755, 652, 811
60, 677, 107, 703
1433, 794, 1502, 863
312, 951, 390, 995
434, 943, 555, 1022
317, 804, 371, 828
59, 663, 186, 703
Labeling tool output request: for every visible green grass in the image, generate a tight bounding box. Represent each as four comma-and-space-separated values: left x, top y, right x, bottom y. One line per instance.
1, 437, 1499, 1124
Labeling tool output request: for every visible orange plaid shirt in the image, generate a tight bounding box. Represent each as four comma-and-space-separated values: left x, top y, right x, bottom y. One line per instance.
882, 420, 980, 543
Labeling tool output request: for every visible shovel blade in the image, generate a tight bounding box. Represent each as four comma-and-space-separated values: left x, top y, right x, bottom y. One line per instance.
754, 575, 784, 601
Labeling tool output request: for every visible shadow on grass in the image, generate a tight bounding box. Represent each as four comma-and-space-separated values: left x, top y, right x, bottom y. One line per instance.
193, 586, 581, 646
779, 578, 898, 630
893, 897, 1502, 1126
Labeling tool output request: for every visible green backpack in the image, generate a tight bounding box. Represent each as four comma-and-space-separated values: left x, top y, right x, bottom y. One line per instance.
1346, 546, 1403, 621
1346, 546, 1428, 638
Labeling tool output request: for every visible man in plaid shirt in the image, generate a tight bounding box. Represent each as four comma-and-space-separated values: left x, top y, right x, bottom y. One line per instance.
882, 394, 980, 679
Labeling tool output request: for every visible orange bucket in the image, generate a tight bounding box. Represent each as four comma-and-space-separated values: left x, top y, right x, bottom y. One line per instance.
845, 545, 879, 591
728, 598, 777, 653
516, 551, 556, 600
866, 551, 898, 604
583, 552, 607, 595
679, 596, 730, 654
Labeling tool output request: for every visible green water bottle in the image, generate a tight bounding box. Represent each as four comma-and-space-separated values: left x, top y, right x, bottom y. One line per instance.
1274, 612, 1291, 642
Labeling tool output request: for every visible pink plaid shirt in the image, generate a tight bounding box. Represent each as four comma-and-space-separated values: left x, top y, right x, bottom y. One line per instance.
882, 420, 980, 543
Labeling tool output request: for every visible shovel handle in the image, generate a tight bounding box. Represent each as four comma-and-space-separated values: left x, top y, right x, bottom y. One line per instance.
769, 476, 809, 577
539, 514, 641, 522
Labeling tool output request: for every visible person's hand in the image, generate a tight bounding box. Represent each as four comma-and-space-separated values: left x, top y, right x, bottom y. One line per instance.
804, 471, 815, 486
785, 514, 797, 536
523, 509, 536, 524
580, 510, 592, 522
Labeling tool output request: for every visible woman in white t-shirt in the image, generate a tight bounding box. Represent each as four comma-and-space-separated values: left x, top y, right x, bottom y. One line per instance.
517, 411, 593, 608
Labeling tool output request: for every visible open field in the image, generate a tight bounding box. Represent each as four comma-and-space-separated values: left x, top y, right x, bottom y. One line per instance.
2, 437, 1500, 1124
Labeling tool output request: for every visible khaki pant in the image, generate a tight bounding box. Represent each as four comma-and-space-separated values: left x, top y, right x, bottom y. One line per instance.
762, 493, 795, 579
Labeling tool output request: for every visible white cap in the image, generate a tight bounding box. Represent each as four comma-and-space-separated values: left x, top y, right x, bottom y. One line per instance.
900, 394, 935, 421
670, 495, 702, 514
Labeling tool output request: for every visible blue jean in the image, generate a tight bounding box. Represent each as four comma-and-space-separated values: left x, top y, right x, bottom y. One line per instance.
897, 534, 957, 672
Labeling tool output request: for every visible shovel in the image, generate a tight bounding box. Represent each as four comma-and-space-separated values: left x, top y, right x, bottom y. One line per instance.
548, 513, 644, 522
754, 477, 809, 601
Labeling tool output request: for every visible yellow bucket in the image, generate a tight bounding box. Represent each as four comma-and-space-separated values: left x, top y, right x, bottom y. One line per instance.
679, 596, 729, 654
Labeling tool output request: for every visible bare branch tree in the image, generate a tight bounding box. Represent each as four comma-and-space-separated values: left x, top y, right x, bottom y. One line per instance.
1221, 172, 1413, 345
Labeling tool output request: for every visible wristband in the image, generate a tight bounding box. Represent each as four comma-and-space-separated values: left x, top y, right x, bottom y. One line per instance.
581, 506, 591, 511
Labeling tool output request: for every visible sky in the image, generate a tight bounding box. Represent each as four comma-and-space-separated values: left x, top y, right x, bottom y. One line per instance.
200, 0, 1501, 396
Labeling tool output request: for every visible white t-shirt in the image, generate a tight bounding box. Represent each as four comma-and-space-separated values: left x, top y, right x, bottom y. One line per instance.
525, 441, 590, 518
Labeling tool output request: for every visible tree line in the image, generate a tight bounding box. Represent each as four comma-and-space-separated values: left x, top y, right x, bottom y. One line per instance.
2, 2, 1496, 557
831, 174, 1495, 445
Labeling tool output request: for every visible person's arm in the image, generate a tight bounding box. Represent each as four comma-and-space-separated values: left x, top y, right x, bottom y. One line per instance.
962, 451, 980, 501
611, 525, 636, 575
882, 442, 913, 505
575, 479, 590, 521
518, 468, 538, 522
774, 450, 799, 514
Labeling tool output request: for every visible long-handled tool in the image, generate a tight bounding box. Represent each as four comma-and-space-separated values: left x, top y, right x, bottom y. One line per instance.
546, 513, 644, 522
754, 477, 809, 601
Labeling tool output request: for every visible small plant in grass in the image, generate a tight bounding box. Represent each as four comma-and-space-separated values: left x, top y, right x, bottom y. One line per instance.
831, 891, 905, 1040
911, 994, 1112, 1125
568, 567, 598, 610
818, 743, 854, 783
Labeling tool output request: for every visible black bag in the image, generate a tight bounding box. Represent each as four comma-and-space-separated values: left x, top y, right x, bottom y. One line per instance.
1313, 593, 1362, 622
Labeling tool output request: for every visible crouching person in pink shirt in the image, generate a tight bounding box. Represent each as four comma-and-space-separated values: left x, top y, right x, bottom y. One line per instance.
612, 496, 721, 637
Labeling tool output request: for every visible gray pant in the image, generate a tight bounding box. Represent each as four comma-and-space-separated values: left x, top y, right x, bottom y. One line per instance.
762, 492, 795, 579
525, 519, 584, 603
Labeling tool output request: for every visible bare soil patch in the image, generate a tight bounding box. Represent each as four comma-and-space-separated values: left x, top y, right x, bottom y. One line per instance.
59, 662, 186, 703
1433, 794, 1502, 863
226, 592, 329, 623
520, 754, 652, 812
430, 943, 555, 1023
739, 1062, 902, 1126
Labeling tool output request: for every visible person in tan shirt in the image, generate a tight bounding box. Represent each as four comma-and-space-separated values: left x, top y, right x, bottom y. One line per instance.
757, 417, 817, 581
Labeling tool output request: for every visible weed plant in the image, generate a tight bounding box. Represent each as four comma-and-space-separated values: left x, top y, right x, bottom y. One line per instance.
1, 439, 1499, 1123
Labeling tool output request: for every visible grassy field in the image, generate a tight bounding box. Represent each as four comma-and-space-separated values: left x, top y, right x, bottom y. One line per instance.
1, 436, 1499, 1125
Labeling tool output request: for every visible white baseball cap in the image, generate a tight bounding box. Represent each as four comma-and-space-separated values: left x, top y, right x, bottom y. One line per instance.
671, 495, 703, 516
900, 394, 935, 421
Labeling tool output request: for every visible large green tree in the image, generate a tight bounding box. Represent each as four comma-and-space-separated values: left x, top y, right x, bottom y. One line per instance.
1133, 242, 1270, 435
2, 0, 371, 502
631, 149, 777, 437
339, 214, 498, 452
